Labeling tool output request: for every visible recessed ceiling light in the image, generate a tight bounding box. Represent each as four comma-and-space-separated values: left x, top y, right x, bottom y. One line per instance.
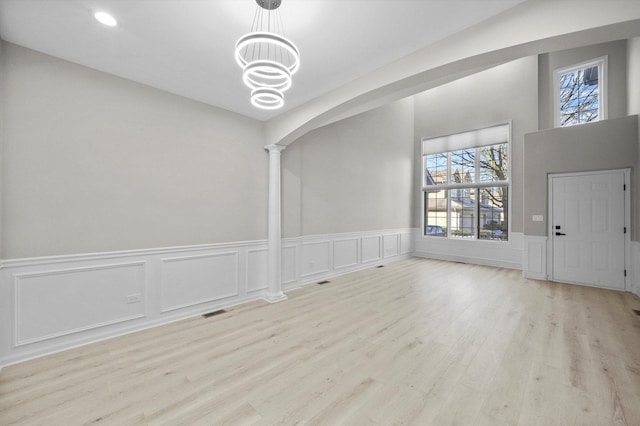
94, 11, 117, 27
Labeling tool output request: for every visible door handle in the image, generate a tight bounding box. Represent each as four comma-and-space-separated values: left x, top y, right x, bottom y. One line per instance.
555, 232, 566, 236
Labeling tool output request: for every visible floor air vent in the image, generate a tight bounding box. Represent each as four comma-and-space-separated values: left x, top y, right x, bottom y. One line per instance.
202, 309, 226, 318
317, 280, 330, 285
376, 265, 384, 268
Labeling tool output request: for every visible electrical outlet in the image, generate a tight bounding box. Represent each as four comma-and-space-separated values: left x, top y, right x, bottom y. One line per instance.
532, 215, 544, 222
126, 293, 142, 304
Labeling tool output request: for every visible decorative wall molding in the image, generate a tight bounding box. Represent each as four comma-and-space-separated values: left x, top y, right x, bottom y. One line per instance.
333, 238, 359, 270
14, 261, 147, 346
522, 235, 548, 280
160, 252, 239, 313
361, 236, 382, 263
383, 234, 400, 258
414, 231, 524, 271
281, 229, 415, 290
246, 248, 268, 292
0, 228, 414, 367
300, 240, 331, 277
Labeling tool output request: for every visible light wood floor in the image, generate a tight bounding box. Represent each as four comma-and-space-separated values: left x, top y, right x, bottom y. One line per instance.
2, 257, 640, 425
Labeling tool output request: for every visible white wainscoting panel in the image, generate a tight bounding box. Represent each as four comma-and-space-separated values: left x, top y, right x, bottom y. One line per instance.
282, 245, 297, 285
361, 236, 382, 263
14, 262, 146, 346
400, 232, 413, 255
383, 234, 399, 258
522, 236, 548, 280
282, 229, 413, 290
333, 238, 359, 269
246, 249, 268, 292
161, 252, 239, 313
301, 241, 331, 277
414, 232, 524, 270
1, 228, 414, 367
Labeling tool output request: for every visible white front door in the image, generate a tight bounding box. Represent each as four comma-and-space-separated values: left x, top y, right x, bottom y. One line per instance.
550, 170, 626, 290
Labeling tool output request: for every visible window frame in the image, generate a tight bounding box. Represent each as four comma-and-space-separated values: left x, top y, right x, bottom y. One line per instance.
421, 123, 511, 242
553, 56, 608, 128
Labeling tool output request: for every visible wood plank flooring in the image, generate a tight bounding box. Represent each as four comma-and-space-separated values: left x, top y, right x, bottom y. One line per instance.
1, 257, 640, 425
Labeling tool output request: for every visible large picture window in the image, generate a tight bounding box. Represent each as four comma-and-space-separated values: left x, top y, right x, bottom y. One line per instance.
422, 124, 509, 241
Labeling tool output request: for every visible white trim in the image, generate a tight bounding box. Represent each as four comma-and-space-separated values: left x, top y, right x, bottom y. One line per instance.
160, 251, 240, 313
553, 56, 608, 128
246, 247, 269, 293
522, 236, 547, 280
547, 169, 630, 290
0, 239, 266, 269
414, 231, 523, 270
0, 228, 415, 367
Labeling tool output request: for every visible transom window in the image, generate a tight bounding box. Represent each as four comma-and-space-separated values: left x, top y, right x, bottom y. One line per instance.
555, 57, 607, 127
422, 124, 509, 241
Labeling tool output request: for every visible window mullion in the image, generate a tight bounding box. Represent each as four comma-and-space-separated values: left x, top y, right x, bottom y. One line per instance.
475, 188, 480, 239
447, 152, 451, 238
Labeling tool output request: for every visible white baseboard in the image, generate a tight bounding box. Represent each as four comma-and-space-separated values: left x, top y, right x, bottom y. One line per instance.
0, 228, 414, 367
413, 231, 523, 270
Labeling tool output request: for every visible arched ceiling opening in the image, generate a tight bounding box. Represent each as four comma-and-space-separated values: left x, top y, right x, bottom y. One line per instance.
266, 1, 640, 147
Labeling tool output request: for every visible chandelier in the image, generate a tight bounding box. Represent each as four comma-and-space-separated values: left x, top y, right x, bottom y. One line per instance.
235, 0, 300, 110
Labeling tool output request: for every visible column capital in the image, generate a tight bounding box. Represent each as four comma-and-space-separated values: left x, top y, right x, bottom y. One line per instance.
264, 143, 286, 154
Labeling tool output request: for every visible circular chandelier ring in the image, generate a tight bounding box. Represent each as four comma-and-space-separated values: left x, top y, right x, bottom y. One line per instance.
250, 88, 285, 110
243, 60, 292, 91
235, 32, 300, 75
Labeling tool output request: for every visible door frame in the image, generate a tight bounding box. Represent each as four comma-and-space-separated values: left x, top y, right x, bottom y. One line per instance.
547, 168, 630, 290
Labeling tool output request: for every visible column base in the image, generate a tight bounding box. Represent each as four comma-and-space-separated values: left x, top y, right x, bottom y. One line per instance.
262, 292, 288, 303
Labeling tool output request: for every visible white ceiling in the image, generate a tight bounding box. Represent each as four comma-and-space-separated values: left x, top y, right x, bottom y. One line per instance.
0, 0, 526, 121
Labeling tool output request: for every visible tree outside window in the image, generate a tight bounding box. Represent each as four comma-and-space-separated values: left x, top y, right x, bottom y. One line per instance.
424, 140, 508, 241
556, 57, 606, 127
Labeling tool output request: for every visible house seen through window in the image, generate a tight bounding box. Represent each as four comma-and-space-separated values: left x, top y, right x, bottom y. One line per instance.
422, 124, 509, 241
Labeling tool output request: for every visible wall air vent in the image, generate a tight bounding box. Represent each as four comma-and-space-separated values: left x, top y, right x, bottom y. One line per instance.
202, 309, 227, 318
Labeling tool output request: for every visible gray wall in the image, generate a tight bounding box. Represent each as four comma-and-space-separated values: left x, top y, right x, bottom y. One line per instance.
1, 43, 268, 258
413, 56, 539, 233
523, 115, 638, 238
629, 37, 640, 115
282, 98, 415, 238
538, 40, 628, 131
628, 37, 640, 233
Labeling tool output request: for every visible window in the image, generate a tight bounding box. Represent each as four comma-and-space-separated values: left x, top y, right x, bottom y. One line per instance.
555, 57, 607, 127
422, 124, 509, 241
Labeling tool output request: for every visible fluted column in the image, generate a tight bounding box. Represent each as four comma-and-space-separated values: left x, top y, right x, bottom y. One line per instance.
264, 143, 287, 303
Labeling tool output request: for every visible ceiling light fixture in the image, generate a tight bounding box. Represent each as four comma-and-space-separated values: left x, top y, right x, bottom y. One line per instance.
94, 11, 117, 27
235, 0, 299, 110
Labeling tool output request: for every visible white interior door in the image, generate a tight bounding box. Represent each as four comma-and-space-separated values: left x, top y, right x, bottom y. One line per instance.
551, 171, 626, 290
